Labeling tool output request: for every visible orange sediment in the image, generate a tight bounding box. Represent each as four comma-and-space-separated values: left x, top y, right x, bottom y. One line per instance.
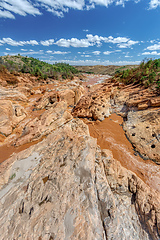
84, 114, 160, 193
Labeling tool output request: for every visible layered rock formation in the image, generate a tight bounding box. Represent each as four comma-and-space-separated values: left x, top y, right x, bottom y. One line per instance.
0, 118, 159, 240
73, 78, 160, 163
0, 74, 84, 151
0, 73, 160, 240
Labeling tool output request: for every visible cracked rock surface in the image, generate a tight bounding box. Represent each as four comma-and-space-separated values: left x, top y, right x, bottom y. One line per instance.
0, 73, 160, 240
0, 119, 159, 239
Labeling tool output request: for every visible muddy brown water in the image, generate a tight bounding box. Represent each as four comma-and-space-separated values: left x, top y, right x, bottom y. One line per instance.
82, 74, 160, 193
85, 114, 160, 193
1, 74, 160, 193
0, 138, 45, 164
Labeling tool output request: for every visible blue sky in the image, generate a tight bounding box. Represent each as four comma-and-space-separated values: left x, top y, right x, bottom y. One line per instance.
0, 0, 160, 65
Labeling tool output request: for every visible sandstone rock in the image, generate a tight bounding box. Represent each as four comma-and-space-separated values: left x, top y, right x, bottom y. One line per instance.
58, 89, 75, 106
35, 91, 57, 110
0, 100, 26, 136
138, 102, 149, 110
15, 101, 73, 146
150, 97, 160, 107
74, 85, 84, 104
0, 72, 160, 240
123, 109, 160, 163
73, 85, 111, 121
0, 119, 159, 239
0, 87, 27, 102
101, 149, 160, 240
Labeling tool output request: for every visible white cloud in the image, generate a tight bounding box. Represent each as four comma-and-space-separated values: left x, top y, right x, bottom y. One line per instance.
86, 3, 95, 10
1, 38, 23, 46
1, 0, 159, 20
6, 48, 10, 50
146, 43, 160, 51
36, 0, 85, 17
46, 50, 53, 54
0, 0, 41, 18
89, 0, 130, 8
125, 55, 133, 58
103, 51, 112, 55
40, 39, 54, 46
150, 39, 156, 43
0, 9, 15, 19
0, 38, 39, 46
55, 37, 93, 47
106, 36, 129, 44
4, 50, 44, 56
54, 51, 70, 54
149, 0, 160, 9
46, 50, 70, 54
46, 58, 140, 66
54, 34, 138, 48
117, 40, 139, 48
142, 51, 160, 55
92, 51, 101, 55
0, 35, 139, 51
23, 51, 43, 55
0, 0, 143, 19
25, 40, 39, 45
20, 50, 43, 55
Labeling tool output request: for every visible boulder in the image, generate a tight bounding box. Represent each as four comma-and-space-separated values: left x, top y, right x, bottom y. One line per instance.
0, 100, 26, 136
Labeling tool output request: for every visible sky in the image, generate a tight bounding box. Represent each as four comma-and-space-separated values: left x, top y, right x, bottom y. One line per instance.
0, 0, 160, 65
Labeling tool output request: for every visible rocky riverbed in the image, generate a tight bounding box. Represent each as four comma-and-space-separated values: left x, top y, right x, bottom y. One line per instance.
0, 72, 160, 240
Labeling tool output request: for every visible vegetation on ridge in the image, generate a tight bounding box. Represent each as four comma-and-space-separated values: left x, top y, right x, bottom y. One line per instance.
0, 54, 79, 80
115, 58, 160, 91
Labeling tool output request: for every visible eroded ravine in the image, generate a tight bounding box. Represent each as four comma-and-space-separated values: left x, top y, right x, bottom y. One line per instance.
85, 114, 160, 193
81, 74, 160, 193
0, 73, 160, 240
0, 77, 82, 163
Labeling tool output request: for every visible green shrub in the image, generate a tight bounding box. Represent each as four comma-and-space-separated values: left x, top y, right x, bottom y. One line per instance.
149, 71, 156, 83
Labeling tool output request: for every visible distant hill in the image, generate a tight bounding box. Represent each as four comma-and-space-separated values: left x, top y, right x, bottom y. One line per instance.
74, 65, 138, 76
0, 55, 79, 80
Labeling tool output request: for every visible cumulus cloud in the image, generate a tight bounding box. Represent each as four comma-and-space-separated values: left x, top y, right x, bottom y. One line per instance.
55, 37, 93, 47
103, 51, 112, 55
89, 0, 131, 8
149, 0, 160, 9
92, 51, 101, 55
40, 39, 54, 46
0, 35, 138, 50
14, 50, 43, 55
0, 0, 144, 19
46, 50, 70, 54
0, 38, 39, 46
142, 51, 160, 55
54, 34, 138, 48
22, 50, 43, 55
146, 43, 160, 51
46, 50, 53, 54
117, 40, 139, 48
46, 58, 140, 66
